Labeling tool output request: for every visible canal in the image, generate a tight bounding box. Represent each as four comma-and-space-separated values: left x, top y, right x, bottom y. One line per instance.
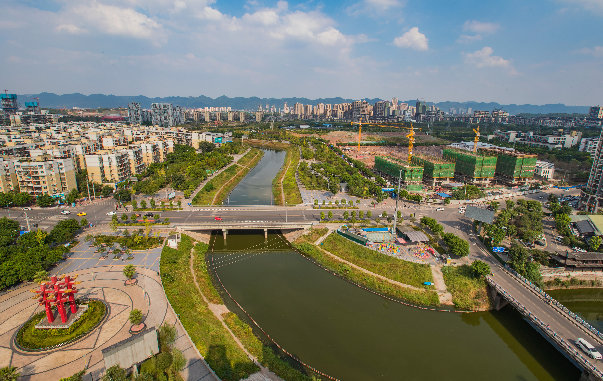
226, 149, 286, 205
208, 231, 580, 380
548, 288, 603, 332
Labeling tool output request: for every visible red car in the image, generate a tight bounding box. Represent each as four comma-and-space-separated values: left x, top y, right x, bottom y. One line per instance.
214, 217, 222, 221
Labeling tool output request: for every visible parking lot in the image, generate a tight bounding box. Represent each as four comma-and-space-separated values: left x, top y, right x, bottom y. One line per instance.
51, 232, 165, 275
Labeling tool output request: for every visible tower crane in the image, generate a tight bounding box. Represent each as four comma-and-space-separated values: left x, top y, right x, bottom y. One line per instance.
473, 125, 480, 152
350, 121, 420, 162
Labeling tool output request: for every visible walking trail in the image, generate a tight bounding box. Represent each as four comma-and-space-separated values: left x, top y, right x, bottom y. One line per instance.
188, 244, 281, 381
210, 150, 262, 205
277, 151, 292, 205
313, 230, 453, 305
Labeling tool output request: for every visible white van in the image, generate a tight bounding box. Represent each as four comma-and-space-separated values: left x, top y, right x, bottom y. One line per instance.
576, 338, 602, 360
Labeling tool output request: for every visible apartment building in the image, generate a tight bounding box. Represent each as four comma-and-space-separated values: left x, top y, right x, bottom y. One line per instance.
590, 106, 603, 120
535, 161, 555, 180
13, 158, 77, 197
85, 151, 131, 186
579, 138, 600, 158
128, 102, 142, 124
582, 127, 603, 212
0, 158, 18, 193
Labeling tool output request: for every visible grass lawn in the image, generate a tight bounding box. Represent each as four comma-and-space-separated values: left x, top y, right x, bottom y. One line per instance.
294, 242, 440, 306
223, 313, 317, 381
160, 235, 258, 380
441, 265, 491, 311
273, 147, 302, 205
16, 300, 106, 350
321, 233, 433, 288
193, 149, 263, 206
294, 227, 329, 245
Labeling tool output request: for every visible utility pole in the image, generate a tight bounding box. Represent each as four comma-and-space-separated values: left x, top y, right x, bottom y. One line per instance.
392, 169, 402, 236
92, 182, 96, 199
86, 177, 92, 202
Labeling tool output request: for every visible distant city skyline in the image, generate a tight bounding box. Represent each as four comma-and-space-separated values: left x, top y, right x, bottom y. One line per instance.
1, 0, 602, 105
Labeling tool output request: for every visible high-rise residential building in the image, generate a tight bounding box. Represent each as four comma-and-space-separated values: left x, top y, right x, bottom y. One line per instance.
13, 158, 77, 197
151, 103, 183, 127
85, 151, 132, 185
579, 137, 600, 158
128, 103, 142, 124
590, 106, 603, 120
581, 128, 603, 212
1, 93, 18, 115
0, 158, 18, 193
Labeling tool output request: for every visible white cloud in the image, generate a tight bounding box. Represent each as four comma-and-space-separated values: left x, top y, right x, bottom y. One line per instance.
243, 9, 279, 25
559, 0, 603, 13
393, 27, 428, 51
577, 46, 603, 56
364, 0, 403, 11
56, 24, 86, 35
65, 2, 162, 40
457, 34, 482, 43
464, 46, 512, 69
463, 20, 499, 34
348, 0, 404, 17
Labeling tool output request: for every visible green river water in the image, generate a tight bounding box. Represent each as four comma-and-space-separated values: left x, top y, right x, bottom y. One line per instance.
206, 148, 581, 380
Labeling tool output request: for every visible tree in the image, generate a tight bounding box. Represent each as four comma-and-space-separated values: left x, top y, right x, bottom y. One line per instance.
33, 270, 48, 284
171, 349, 186, 373
359, 210, 364, 219
131, 199, 138, 210
328, 211, 333, 220
0, 366, 20, 381
37, 194, 55, 207
60, 370, 85, 381
121, 214, 128, 222
159, 323, 177, 350
129, 309, 143, 325
382, 211, 387, 218
443, 233, 469, 257
590, 236, 602, 252
149, 198, 156, 209
155, 352, 173, 374
320, 212, 325, 220
367, 211, 372, 219
471, 260, 491, 278
114, 189, 132, 203
48, 219, 81, 244
490, 201, 499, 211
102, 365, 127, 381
110, 215, 119, 231
350, 211, 356, 219
140, 200, 147, 209
343, 211, 349, 220
130, 214, 137, 222
80, 218, 88, 228
123, 264, 136, 279
65, 189, 80, 205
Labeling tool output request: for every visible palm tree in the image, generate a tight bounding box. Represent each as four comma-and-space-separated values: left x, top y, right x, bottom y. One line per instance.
123, 264, 136, 280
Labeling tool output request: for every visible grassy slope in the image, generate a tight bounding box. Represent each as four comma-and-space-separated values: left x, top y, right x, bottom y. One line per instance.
192, 149, 263, 205
273, 147, 302, 205
294, 242, 440, 306
321, 233, 433, 288
294, 227, 329, 245
160, 235, 258, 380
441, 265, 491, 311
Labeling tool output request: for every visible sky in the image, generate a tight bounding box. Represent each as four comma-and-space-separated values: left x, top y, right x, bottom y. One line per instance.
0, 0, 602, 105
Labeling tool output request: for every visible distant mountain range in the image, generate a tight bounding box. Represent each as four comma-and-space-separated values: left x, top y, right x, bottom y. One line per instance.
18, 92, 590, 115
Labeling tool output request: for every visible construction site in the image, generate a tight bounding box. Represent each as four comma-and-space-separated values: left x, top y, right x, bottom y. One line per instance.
442, 148, 498, 185
484, 149, 538, 185
411, 155, 455, 186
374, 156, 424, 191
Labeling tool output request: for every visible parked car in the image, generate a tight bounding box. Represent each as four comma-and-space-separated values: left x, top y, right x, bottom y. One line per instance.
436, 207, 444, 212
77, 212, 87, 216
144, 212, 154, 217
214, 216, 222, 221
106, 211, 116, 216
23, 207, 31, 211
576, 338, 602, 360
60, 210, 71, 215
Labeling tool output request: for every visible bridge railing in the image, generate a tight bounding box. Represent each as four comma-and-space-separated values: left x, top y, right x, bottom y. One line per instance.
487, 277, 603, 379
503, 264, 603, 342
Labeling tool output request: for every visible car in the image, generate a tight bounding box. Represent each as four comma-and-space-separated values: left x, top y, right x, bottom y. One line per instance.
436, 207, 444, 211
60, 210, 71, 215
144, 212, 154, 217
576, 338, 602, 360
23, 207, 31, 211
77, 212, 87, 216
106, 211, 116, 216
214, 216, 222, 221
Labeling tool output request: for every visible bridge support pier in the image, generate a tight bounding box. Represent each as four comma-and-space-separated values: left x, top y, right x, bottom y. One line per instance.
264, 228, 268, 240
489, 285, 509, 311
222, 228, 227, 241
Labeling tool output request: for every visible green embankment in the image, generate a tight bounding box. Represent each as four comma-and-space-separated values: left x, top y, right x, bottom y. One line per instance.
293, 242, 440, 306
190, 241, 320, 380
441, 265, 490, 311
321, 233, 434, 288
192, 148, 263, 205
294, 227, 329, 245
160, 235, 259, 380
273, 147, 302, 205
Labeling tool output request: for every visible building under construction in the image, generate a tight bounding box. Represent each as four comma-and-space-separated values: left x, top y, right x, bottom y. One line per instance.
411, 155, 455, 186
483, 149, 537, 185
443, 148, 497, 184
1, 93, 18, 115
374, 156, 424, 191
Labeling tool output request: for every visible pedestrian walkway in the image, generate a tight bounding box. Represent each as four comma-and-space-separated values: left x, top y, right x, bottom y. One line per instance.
430, 265, 453, 305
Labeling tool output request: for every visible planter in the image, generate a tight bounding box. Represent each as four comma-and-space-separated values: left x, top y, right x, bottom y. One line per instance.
129, 323, 146, 334
124, 278, 138, 286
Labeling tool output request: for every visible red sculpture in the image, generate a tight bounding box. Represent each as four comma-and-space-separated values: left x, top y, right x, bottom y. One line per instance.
31, 274, 80, 324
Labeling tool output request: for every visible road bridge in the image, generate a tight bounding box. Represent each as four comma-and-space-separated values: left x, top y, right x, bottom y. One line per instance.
176, 221, 315, 239
487, 267, 603, 380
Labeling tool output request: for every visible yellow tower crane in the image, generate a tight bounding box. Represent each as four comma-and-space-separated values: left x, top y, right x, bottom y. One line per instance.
406, 123, 415, 163
350, 122, 420, 162
473, 125, 480, 152
350, 121, 364, 158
